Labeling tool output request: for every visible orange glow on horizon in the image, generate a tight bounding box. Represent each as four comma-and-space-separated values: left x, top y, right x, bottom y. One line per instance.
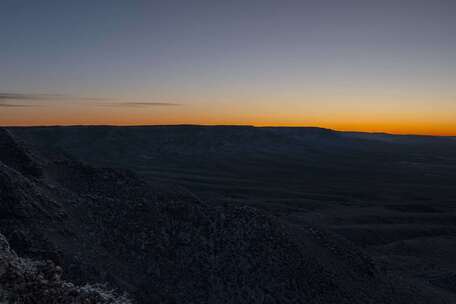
1, 103, 455, 136
1, 119, 455, 136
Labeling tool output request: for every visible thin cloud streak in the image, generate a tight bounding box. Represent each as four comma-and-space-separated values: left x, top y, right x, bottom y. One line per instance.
0, 92, 181, 107
0, 92, 109, 101
97, 102, 181, 107
0, 102, 38, 107
0, 93, 66, 100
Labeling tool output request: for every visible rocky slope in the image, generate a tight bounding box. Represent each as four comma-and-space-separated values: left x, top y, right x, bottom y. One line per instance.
0, 232, 131, 304
0, 128, 452, 303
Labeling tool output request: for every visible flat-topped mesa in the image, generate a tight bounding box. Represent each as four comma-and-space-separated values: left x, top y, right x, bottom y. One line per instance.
0, 128, 42, 178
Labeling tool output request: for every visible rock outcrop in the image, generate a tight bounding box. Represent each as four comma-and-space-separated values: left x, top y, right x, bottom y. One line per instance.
0, 233, 131, 304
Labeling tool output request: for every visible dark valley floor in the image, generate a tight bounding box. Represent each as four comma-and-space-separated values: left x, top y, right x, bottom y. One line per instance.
1, 126, 456, 303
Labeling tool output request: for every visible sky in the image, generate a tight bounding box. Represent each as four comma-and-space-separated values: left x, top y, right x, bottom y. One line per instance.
1, 0, 455, 135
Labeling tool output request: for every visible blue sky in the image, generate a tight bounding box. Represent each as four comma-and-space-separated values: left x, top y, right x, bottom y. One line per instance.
1, 0, 455, 134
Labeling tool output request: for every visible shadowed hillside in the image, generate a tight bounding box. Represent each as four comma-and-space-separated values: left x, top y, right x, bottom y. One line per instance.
11, 126, 456, 206
2, 127, 455, 303
7, 125, 456, 302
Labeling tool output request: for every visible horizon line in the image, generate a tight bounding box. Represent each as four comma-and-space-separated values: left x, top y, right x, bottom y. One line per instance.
1, 123, 455, 137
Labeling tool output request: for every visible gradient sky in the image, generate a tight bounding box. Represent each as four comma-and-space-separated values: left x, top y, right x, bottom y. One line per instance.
1, 0, 455, 135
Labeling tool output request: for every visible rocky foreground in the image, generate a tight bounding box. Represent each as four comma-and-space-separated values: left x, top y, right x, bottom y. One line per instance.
0, 233, 131, 304
0, 128, 453, 303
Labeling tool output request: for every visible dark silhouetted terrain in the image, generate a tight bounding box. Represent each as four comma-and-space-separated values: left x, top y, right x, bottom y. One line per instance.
1, 126, 456, 303
0, 232, 131, 304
